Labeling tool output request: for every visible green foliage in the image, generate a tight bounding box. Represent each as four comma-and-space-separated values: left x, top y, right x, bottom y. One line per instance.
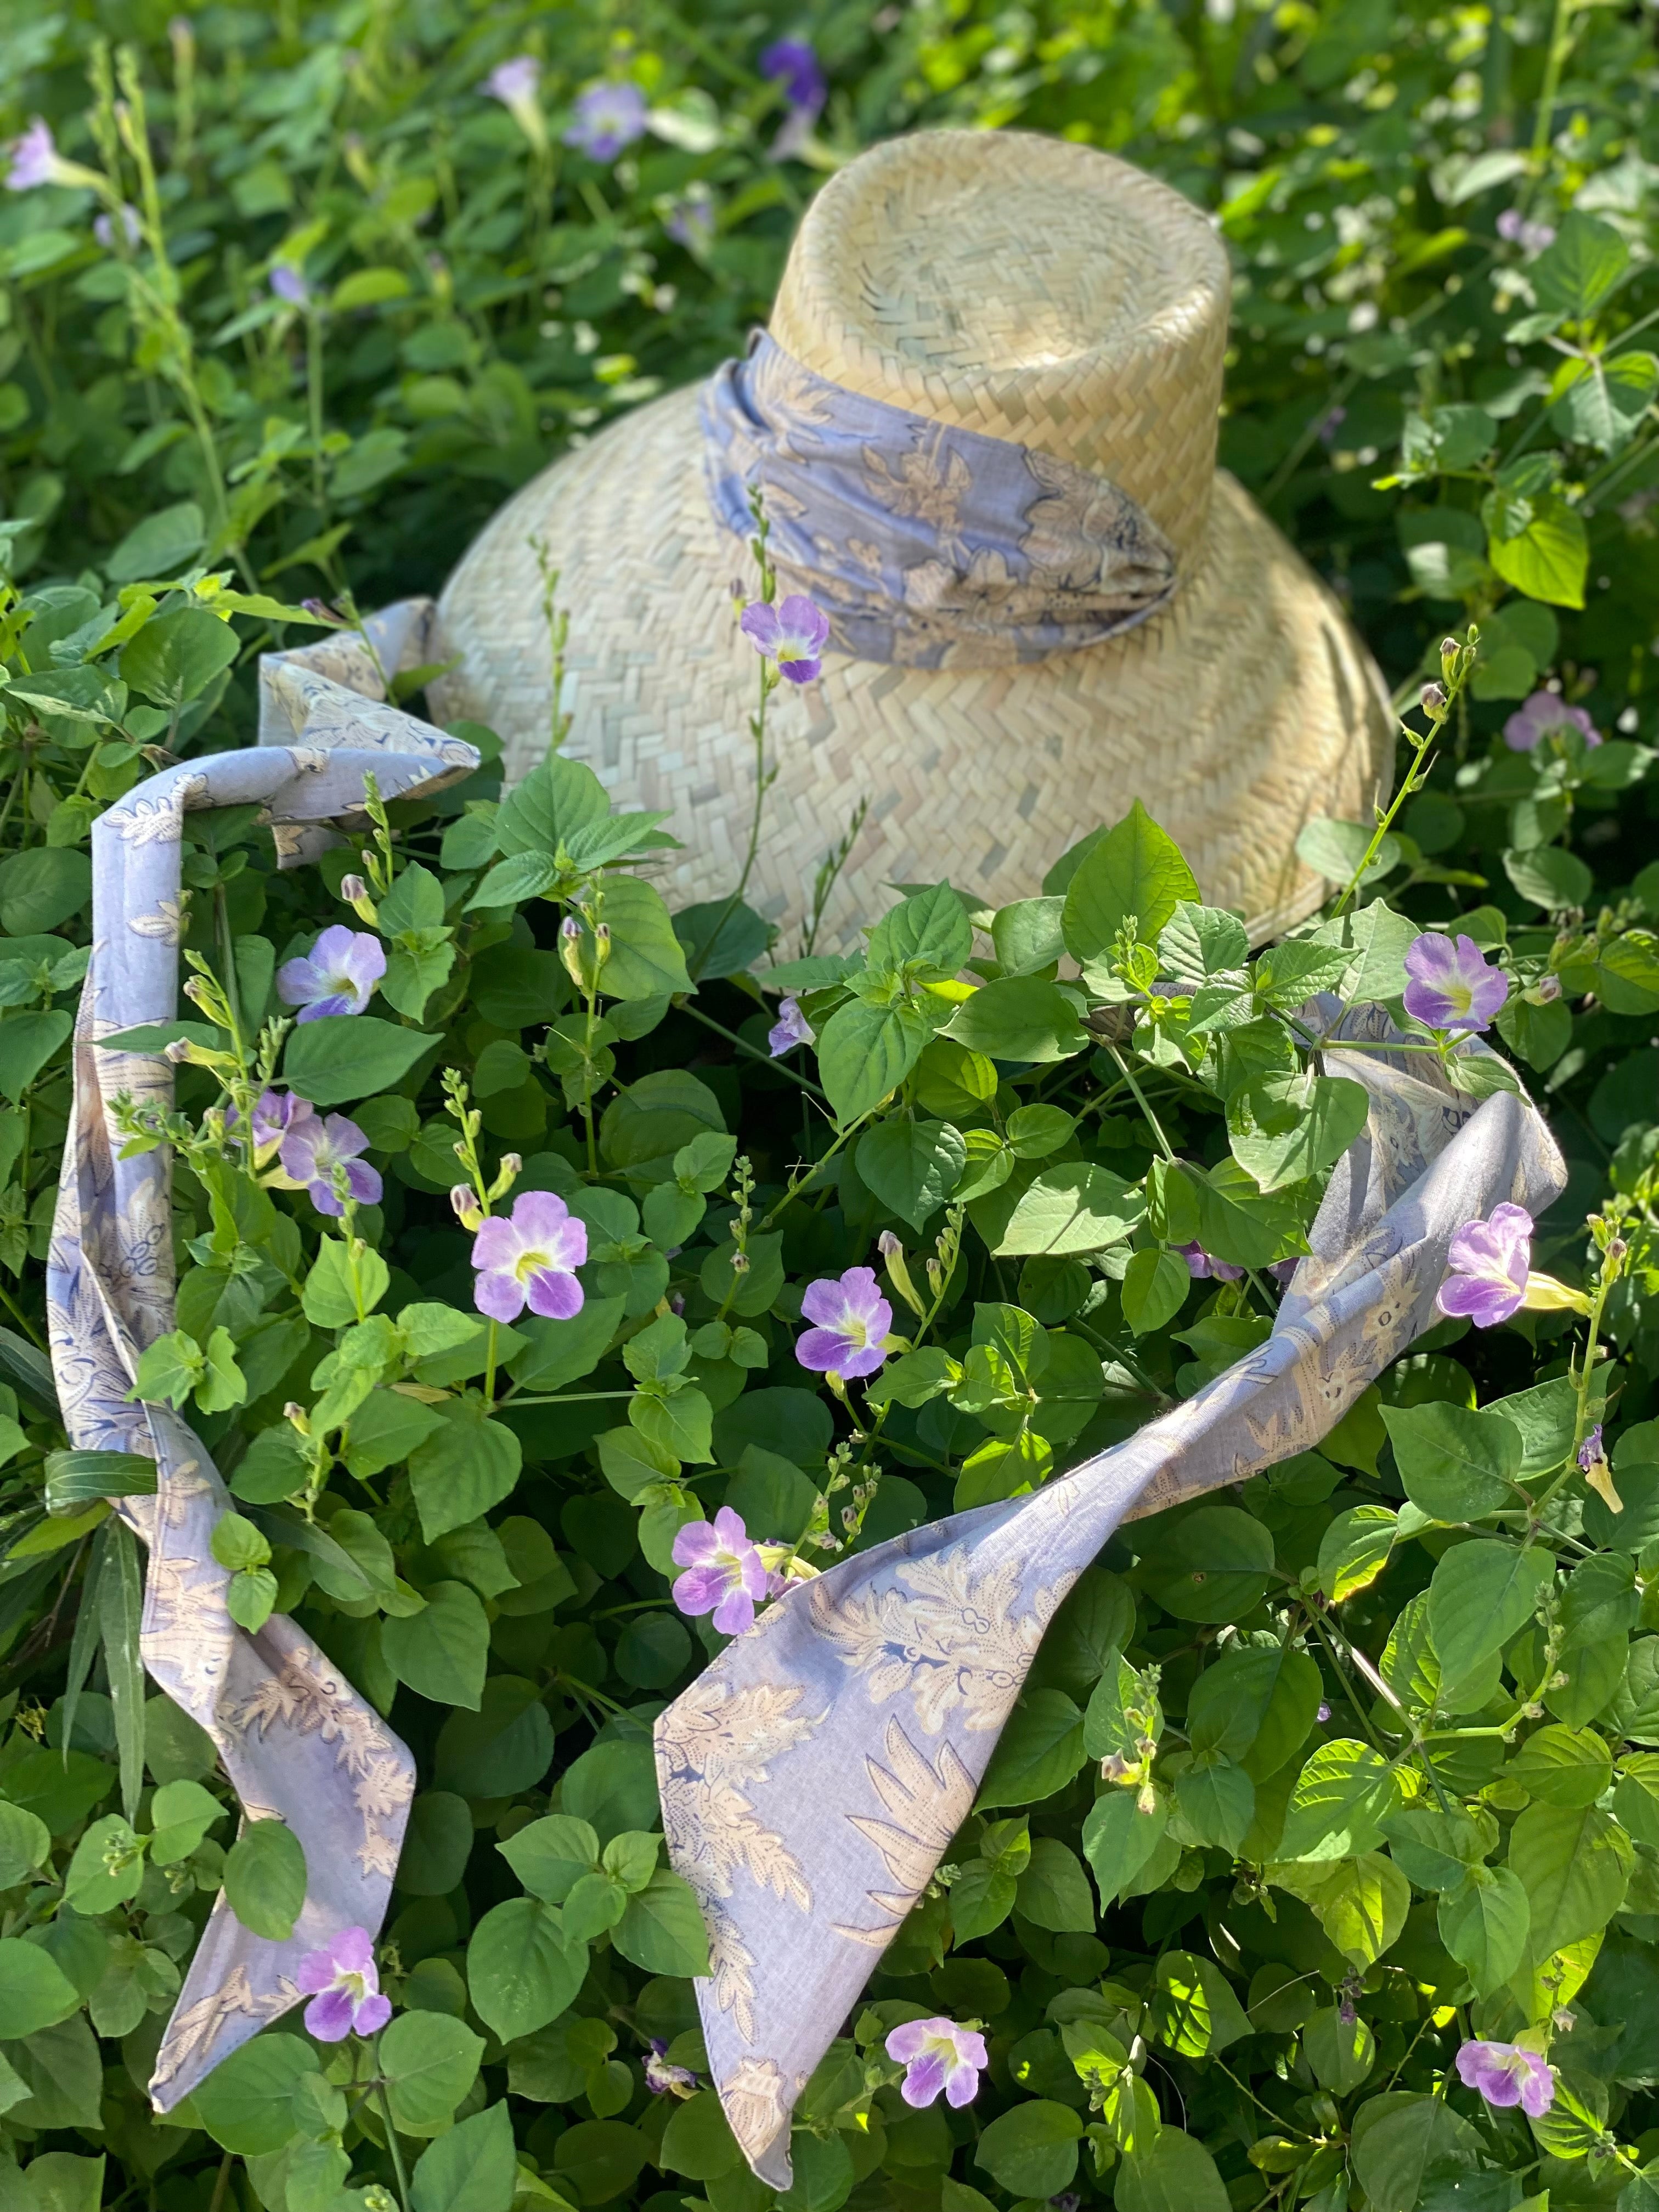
1, 5, 1658, 2212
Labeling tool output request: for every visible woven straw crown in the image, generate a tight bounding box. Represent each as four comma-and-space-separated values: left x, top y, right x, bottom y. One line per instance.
769, 131, 1231, 569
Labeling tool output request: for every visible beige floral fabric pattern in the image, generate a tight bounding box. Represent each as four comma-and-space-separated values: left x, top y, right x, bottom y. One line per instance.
46, 601, 477, 2111
701, 333, 1178, 667
655, 1018, 1566, 2185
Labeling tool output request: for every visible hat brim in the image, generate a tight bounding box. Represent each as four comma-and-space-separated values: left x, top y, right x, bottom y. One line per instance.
430, 382, 1393, 946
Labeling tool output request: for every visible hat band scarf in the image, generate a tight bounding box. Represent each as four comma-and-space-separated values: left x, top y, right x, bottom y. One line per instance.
701, 331, 1179, 670
654, 1017, 1565, 2187
46, 601, 477, 2111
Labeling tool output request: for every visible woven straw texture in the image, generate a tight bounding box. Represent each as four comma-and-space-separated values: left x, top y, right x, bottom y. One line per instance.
431, 130, 1393, 948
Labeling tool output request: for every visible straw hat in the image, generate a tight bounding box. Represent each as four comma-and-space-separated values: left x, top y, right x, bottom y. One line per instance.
430, 129, 1392, 947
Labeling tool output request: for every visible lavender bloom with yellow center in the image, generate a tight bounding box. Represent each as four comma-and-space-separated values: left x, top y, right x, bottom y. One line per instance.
295, 1926, 391, 2042
795, 1266, 892, 1380
1455, 2040, 1554, 2117
884, 2018, 988, 2109
1435, 1203, 1532, 1328
1504, 689, 1600, 752
671, 1506, 776, 1637
564, 81, 647, 161
1578, 1423, 1605, 1473
1402, 932, 1509, 1032
470, 1190, 587, 1322
768, 995, 815, 1057
281, 1114, 381, 1218
740, 594, 831, 682
276, 924, 385, 1020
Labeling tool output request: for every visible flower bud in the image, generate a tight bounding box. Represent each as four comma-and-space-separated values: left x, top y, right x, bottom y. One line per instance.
1440, 637, 1460, 662
487, 1152, 522, 1203
1420, 681, 1449, 716
1535, 972, 1562, 1002
340, 875, 368, 902
164, 1039, 194, 1064
182, 975, 207, 1005
593, 921, 612, 967
450, 1184, 485, 1232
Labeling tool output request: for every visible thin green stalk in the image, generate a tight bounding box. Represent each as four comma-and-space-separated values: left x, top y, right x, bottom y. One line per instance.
374, 2070, 413, 2212
680, 1000, 829, 1102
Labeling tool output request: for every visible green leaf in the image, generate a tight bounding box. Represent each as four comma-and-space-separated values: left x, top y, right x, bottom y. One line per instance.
0, 1941, 80, 2037
1014, 1836, 1095, 1931
148, 1779, 225, 1866
0, 1010, 71, 1104
978, 1689, 1087, 1808
500, 1814, 602, 1904
382, 1581, 489, 1709
994, 1163, 1145, 1257
302, 1238, 390, 1329
1188, 1644, 1323, 1776
193, 2033, 318, 2154
408, 1401, 523, 1543
98, 1516, 145, 1821
224, 1817, 307, 1940
1060, 802, 1199, 985
1139, 1506, 1273, 1624
119, 606, 239, 706
0, 849, 91, 936
974, 2100, 1083, 2198
1173, 1756, 1254, 1853
0, 1802, 50, 1887
380, 2008, 485, 2133
466, 1897, 588, 2042
1550, 351, 1659, 454
1081, 1787, 1169, 1903
511, 1296, 626, 1393
1429, 1539, 1553, 1690
1509, 1723, 1612, 1808
1488, 492, 1589, 608
583, 874, 692, 1000
1114, 2128, 1230, 2212
1532, 210, 1629, 319
1294, 818, 1399, 888
410, 2101, 518, 2212
660, 2090, 742, 2181
1147, 1950, 1250, 2056
284, 1015, 439, 1107
1504, 841, 1595, 911
855, 1119, 966, 1231
1509, 1801, 1632, 1963
1438, 1865, 1530, 1995
947, 978, 1088, 1062
1380, 1400, 1522, 1521
104, 499, 205, 584
867, 884, 973, 978
63, 1813, 144, 1914
1351, 2095, 1483, 2212
1277, 1740, 1403, 1863
1316, 1505, 1397, 1602
612, 1869, 712, 1976
816, 996, 934, 1128
1121, 1248, 1189, 1336
1226, 1074, 1369, 1194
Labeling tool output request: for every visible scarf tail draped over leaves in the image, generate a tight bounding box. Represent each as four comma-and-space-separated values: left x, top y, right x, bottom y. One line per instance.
655, 1026, 1565, 2186
46, 600, 478, 2110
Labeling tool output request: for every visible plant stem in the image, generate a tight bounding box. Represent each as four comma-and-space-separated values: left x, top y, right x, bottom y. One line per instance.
374, 2069, 412, 2212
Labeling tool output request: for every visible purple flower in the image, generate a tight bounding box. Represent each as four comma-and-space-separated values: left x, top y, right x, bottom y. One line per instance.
1497, 208, 1556, 254
760, 39, 827, 116
884, 2018, 987, 2110
768, 996, 815, 1057
796, 1266, 892, 1380
280, 1114, 382, 1218
1436, 1202, 1533, 1328
644, 2039, 699, 2097
1454, 2040, 1554, 2117
740, 595, 831, 682
276, 925, 386, 1021
269, 262, 311, 308
563, 81, 647, 161
1504, 689, 1601, 752
1316, 1701, 1332, 1723
5, 120, 67, 190
1317, 405, 1347, 447
672, 1507, 775, 1637
295, 1926, 391, 2043
483, 54, 541, 106
1578, 1423, 1605, 1473
94, 202, 140, 249
1177, 1242, 1244, 1283
470, 1190, 587, 1323
1402, 933, 1509, 1032
228, 1085, 313, 1168
665, 183, 716, 254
